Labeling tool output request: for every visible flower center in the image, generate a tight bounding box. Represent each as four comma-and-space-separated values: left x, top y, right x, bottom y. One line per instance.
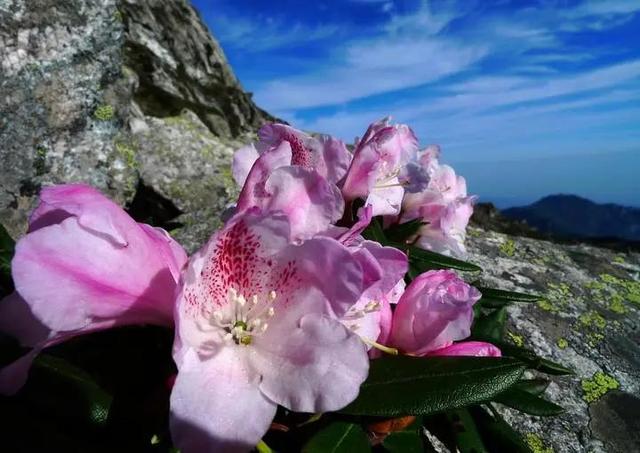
374, 162, 403, 190
209, 288, 277, 346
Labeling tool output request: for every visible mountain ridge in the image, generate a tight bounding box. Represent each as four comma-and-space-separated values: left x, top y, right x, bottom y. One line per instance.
502, 194, 640, 241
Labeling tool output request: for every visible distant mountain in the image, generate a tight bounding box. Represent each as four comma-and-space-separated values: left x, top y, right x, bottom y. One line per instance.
502, 194, 640, 241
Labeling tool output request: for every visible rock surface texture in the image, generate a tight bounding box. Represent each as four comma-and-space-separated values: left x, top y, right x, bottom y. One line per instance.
466, 226, 640, 453
0, 0, 270, 245
1, 1, 639, 452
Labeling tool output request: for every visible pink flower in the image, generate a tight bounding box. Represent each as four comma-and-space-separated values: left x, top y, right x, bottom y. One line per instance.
170, 209, 370, 452
401, 156, 476, 258
0, 184, 187, 394
429, 341, 501, 357
235, 141, 344, 241
341, 118, 418, 216
388, 270, 482, 356
232, 123, 351, 187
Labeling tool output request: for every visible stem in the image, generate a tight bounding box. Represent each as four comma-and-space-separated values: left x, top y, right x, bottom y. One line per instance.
256, 440, 273, 453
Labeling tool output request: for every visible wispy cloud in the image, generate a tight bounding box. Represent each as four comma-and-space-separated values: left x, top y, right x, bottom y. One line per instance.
205, 13, 340, 53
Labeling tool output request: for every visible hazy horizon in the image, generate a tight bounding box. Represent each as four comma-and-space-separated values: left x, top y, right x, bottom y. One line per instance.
193, 0, 640, 208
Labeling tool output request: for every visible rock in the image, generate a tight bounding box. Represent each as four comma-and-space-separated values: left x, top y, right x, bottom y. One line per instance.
0, 0, 137, 239
466, 226, 640, 452
0, 0, 271, 241
120, 0, 274, 137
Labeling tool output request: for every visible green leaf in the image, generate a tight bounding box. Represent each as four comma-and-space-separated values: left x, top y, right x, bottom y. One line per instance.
340, 356, 525, 417
471, 307, 507, 342
384, 218, 426, 243
493, 388, 564, 416
361, 217, 387, 244
512, 379, 550, 396
469, 405, 529, 453
383, 429, 424, 453
27, 354, 113, 426
302, 421, 371, 453
398, 244, 482, 273
476, 287, 541, 304
0, 223, 15, 295
494, 342, 574, 375
446, 408, 487, 453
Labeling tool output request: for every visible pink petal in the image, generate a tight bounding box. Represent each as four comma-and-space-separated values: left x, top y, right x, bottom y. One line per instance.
13, 186, 186, 333
429, 341, 502, 357
389, 270, 480, 355
261, 166, 344, 240
232, 143, 261, 187
170, 348, 276, 453
317, 134, 352, 183
0, 292, 50, 347
236, 141, 292, 212
0, 349, 39, 395
254, 313, 369, 413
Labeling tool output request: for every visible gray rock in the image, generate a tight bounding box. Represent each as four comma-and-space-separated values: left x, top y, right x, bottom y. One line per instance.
0, 0, 271, 241
466, 227, 640, 452
0, 0, 137, 239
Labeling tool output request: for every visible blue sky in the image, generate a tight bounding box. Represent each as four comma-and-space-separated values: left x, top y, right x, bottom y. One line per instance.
192, 0, 640, 207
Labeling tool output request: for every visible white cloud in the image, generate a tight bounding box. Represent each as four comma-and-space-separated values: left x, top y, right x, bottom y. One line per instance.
210, 14, 339, 52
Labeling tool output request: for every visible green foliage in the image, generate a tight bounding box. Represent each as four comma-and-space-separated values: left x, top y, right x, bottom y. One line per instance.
340, 356, 525, 417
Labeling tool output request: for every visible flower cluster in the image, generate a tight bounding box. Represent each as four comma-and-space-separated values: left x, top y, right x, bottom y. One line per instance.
0, 118, 494, 452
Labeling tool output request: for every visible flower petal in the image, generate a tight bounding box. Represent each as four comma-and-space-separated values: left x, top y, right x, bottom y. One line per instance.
236, 141, 292, 212
254, 313, 369, 413
170, 348, 276, 453
0, 349, 39, 395
232, 143, 261, 187
429, 341, 501, 357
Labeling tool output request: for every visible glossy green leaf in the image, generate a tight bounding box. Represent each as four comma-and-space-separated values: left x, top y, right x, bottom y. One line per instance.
397, 244, 482, 273
27, 354, 113, 426
340, 356, 525, 417
494, 342, 574, 375
302, 421, 371, 453
361, 217, 387, 244
476, 287, 541, 304
494, 387, 564, 416
471, 307, 507, 342
469, 405, 529, 453
513, 379, 550, 396
384, 218, 426, 243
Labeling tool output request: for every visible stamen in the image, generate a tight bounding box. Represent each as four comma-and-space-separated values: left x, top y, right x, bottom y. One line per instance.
362, 338, 399, 355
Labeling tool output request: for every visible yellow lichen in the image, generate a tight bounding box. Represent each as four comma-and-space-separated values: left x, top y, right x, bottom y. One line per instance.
94, 104, 114, 121
526, 433, 554, 453
581, 372, 619, 403
556, 338, 568, 349
499, 238, 516, 257
115, 142, 137, 169
507, 331, 524, 347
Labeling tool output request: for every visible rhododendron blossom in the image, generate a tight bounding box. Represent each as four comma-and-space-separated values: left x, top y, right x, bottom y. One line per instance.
400, 146, 477, 258
0, 184, 187, 394
233, 123, 351, 187
234, 139, 345, 240
170, 209, 370, 452
341, 118, 420, 216
386, 270, 499, 357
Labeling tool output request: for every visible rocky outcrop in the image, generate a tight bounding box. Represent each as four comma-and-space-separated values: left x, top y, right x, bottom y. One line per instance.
120, 0, 274, 137
0, 0, 271, 242
466, 227, 640, 453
